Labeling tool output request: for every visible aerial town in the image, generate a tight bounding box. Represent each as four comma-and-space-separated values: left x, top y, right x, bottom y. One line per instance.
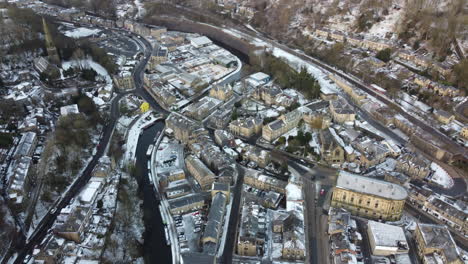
0, 0, 467, 264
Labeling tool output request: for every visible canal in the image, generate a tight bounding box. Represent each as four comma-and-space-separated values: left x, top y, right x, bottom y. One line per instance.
132, 121, 172, 263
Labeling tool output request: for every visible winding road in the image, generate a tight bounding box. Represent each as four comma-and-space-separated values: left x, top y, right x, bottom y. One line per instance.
9, 25, 160, 264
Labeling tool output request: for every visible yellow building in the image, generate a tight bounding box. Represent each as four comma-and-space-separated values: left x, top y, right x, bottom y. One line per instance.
414, 75, 431, 87
140, 102, 150, 113
414, 223, 463, 264
395, 153, 431, 179
331, 171, 408, 221
330, 31, 345, 42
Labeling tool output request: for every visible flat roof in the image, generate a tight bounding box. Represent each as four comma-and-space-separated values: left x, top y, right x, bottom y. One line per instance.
336, 171, 408, 200
368, 220, 407, 248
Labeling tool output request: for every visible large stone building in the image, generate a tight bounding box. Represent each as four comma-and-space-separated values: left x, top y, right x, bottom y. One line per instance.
210, 84, 233, 101
166, 113, 208, 144
185, 155, 216, 191
148, 46, 168, 69
329, 74, 367, 105
262, 110, 302, 142
329, 98, 355, 124
414, 223, 463, 264
168, 193, 205, 215
202, 192, 227, 255
229, 116, 263, 139
113, 71, 135, 90
331, 171, 408, 221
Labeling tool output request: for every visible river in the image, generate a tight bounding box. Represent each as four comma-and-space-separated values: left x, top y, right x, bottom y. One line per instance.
133, 39, 249, 264
133, 121, 172, 263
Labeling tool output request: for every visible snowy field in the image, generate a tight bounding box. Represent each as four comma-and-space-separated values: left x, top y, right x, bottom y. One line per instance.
62, 59, 112, 84
63, 27, 101, 39
428, 162, 454, 188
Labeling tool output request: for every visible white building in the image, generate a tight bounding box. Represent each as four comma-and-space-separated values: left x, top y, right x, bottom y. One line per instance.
190, 36, 213, 48
60, 104, 80, 117
367, 220, 409, 256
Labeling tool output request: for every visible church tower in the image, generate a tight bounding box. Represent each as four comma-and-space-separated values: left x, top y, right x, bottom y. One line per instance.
42, 17, 61, 66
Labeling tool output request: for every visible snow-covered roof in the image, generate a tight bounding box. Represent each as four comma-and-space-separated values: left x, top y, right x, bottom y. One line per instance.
60, 104, 79, 116
368, 220, 407, 249
190, 36, 212, 47
336, 171, 408, 201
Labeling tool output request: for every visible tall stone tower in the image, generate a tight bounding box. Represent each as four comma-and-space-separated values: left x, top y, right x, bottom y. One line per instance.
42, 17, 61, 66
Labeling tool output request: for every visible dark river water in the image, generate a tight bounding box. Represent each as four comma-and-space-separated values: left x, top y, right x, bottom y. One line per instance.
133, 121, 172, 264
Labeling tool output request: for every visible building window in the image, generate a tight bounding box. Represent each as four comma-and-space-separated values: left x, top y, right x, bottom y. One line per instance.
375, 203, 379, 208
358, 199, 362, 204
342, 194, 346, 200
351, 197, 354, 202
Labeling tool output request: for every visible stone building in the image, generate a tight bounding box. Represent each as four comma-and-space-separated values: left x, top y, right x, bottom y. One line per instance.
148, 25, 167, 40
113, 71, 135, 90
331, 171, 408, 221
433, 109, 455, 125
168, 193, 205, 215
460, 127, 468, 140
329, 98, 355, 124
202, 192, 227, 255
185, 155, 216, 191
148, 46, 168, 69
229, 116, 263, 139
328, 74, 367, 105
262, 110, 302, 142
209, 84, 233, 101
236, 200, 267, 257
166, 113, 208, 144
424, 197, 468, 237
244, 170, 287, 194
303, 112, 331, 129
319, 128, 345, 165
396, 152, 431, 179
414, 223, 463, 264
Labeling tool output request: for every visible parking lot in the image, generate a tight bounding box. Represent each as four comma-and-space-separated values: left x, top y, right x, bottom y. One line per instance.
173, 210, 205, 253
96, 31, 140, 58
